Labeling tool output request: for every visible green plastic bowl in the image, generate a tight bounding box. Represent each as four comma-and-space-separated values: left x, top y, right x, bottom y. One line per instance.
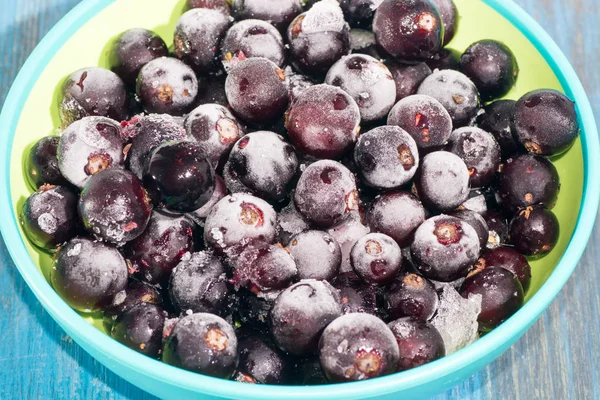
1, 0, 598, 398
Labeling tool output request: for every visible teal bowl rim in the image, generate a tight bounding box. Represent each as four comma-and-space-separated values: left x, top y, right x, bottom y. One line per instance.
0, 0, 598, 398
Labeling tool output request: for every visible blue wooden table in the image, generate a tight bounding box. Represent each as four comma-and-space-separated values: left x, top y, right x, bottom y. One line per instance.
1, 1, 599, 399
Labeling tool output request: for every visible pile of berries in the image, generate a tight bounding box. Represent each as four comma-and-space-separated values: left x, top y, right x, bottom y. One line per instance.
20, 0, 577, 384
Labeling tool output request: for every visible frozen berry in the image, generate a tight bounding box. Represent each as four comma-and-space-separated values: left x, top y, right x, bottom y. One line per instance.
388, 317, 445, 370
174, 9, 229, 73
426, 48, 460, 71
349, 29, 382, 59
325, 54, 396, 122
111, 303, 166, 357
484, 210, 508, 249
236, 337, 290, 384
221, 20, 285, 69
387, 94, 453, 151
169, 251, 229, 315
339, 0, 384, 28
446, 127, 501, 188
285, 84, 360, 159
319, 313, 399, 382
460, 266, 524, 332
386, 62, 432, 101
476, 100, 520, 159
20, 185, 79, 250
111, 29, 168, 86
354, 125, 419, 189
143, 141, 216, 213
366, 191, 425, 247
430, 0, 458, 45
59, 67, 127, 126
460, 40, 519, 102
232, 0, 302, 31
58, 116, 124, 189
276, 202, 311, 245
330, 272, 378, 315
478, 247, 531, 293
385, 273, 438, 321
125, 211, 196, 284
52, 237, 128, 312
350, 233, 402, 284
204, 193, 277, 255
457, 189, 488, 215
373, 0, 443, 60
25, 136, 68, 189
284, 66, 316, 102
417, 69, 481, 127
79, 169, 152, 245
231, 288, 275, 330
509, 206, 559, 257
137, 58, 198, 115
188, 175, 227, 222
163, 313, 238, 378
287, 1, 351, 75
415, 151, 470, 211
411, 215, 481, 281
103, 280, 162, 329
231, 241, 297, 294
124, 114, 189, 179
498, 154, 560, 212
452, 209, 489, 250
294, 160, 358, 228
225, 131, 298, 201
288, 230, 342, 281
270, 280, 342, 355
225, 58, 288, 124
327, 213, 370, 273
188, 0, 231, 15
513, 89, 580, 156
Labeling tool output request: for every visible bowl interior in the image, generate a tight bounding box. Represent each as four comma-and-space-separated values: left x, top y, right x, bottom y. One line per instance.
5, 0, 586, 393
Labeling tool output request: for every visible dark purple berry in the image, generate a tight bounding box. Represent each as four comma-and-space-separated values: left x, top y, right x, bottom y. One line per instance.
285, 84, 360, 159
25, 136, 68, 189
204, 193, 278, 255
174, 9, 230, 73
294, 160, 358, 228
484, 210, 508, 249
387, 94, 453, 150
509, 206, 559, 257
169, 251, 229, 314
287, 2, 351, 75
460, 40, 519, 102
425, 48, 460, 71
451, 209, 489, 250
20, 185, 79, 250
288, 230, 341, 281
231, 288, 275, 330
143, 141, 216, 213
79, 169, 153, 245
111, 29, 168, 86
457, 189, 488, 215
51, 237, 128, 312
325, 54, 396, 122
137, 58, 198, 115
187, 0, 231, 15
386, 62, 432, 101
59, 67, 127, 126
417, 69, 481, 127
460, 266, 524, 332
350, 233, 403, 284
446, 127, 501, 188
476, 100, 520, 159
103, 280, 162, 329
221, 20, 285, 68
163, 313, 238, 378
366, 191, 425, 247
270, 280, 342, 355
330, 272, 378, 315
415, 151, 470, 211
225, 58, 288, 124
430, 0, 458, 45
388, 317, 445, 370
188, 175, 227, 222
225, 131, 298, 201
236, 337, 290, 384
111, 303, 166, 357
373, 0, 443, 60
327, 213, 370, 273
232, 0, 302, 31
478, 247, 531, 293
498, 154, 560, 212
58, 116, 124, 188
411, 215, 481, 281
276, 202, 311, 245
513, 89, 580, 156
385, 273, 439, 321
339, 0, 383, 28
319, 313, 399, 382
354, 125, 419, 189
195, 73, 229, 106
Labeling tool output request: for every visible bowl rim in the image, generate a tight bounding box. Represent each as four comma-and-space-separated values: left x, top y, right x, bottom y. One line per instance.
1, 0, 598, 398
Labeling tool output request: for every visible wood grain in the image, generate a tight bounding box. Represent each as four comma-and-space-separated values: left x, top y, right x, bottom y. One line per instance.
1, 0, 599, 399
